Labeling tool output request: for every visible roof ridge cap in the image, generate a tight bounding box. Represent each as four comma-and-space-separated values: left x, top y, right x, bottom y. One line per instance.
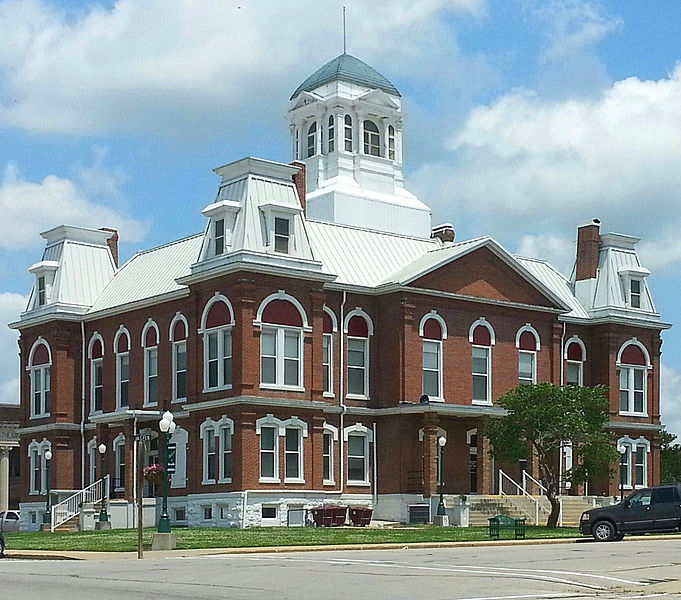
306, 218, 435, 242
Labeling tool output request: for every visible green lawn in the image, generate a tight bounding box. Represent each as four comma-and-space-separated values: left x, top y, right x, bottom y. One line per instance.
4, 526, 581, 553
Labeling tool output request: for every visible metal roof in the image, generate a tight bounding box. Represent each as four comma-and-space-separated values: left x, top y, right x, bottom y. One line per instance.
306, 220, 436, 287
88, 234, 202, 314
290, 53, 401, 99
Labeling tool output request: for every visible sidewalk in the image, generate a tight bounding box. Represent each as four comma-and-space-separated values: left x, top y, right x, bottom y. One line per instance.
4, 533, 681, 561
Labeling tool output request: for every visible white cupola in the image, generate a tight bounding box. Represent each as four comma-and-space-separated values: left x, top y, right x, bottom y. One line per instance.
288, 53, 431, 239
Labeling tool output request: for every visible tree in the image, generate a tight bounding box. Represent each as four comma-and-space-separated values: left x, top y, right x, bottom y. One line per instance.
485, 383, 618, 528
660, 428, 681, 484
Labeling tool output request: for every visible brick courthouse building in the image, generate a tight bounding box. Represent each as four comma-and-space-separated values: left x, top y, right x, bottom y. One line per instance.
12, 54, 669, 529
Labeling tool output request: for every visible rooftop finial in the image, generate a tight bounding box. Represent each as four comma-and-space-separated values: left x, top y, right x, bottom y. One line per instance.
342, 6, 347, 54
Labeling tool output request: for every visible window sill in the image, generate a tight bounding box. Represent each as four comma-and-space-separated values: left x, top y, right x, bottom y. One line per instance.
171, 397, 187, 404
618, 411, 648, 418
89, 410, 103, 417
115, 407, 129, 412
427, 397, 445, 403
472, 399, 493, 406
114, 487, 125, 493
202, 384, 233, 394
260, 384, 305, 393
284, 478, 305, 484
323, 392, 335, 398
29, 414, 50, 420
218, 478, 233, 485
323, 480, 336, 486
143, 402, 158, 408
201, 480, 216, 486
347, 480, 371, 487
259, 477, 281, 484
346, 394, 369, 401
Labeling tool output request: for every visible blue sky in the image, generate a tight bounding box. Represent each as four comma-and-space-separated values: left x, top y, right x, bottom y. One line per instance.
1, 0, 680, 434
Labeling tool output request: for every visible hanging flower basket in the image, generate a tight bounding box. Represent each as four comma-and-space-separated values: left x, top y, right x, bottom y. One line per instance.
143, 464, 166, 486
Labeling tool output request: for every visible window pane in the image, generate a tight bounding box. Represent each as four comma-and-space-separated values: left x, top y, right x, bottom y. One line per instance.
423, 341, 439, 369
634, 392, 644, 413
208, 361, 219, 388
286, 428, 299, 452
348, 368, 365, 395
348, 338, 365, 366
223, 453, 232, 479
284, 331, 299, 358
423, 371, 439, 397
348, 457, 365, 481
208, 332, 218, 360
473, 375, 488, 401
120, 355, 129, 380
148, 377, 158, 404
176, 371, 186, 400
207, 454, 216, 480
619, 390, 628, 412
224, 357, 232, 386
566, 362, 581, 385
223, 330, 232, 356
284, 358, 299, 386
634, 369, 644, 390
261, 427, 275, 451
348, 435, 364, 456
261, 357, 276, 384
120, 381, 129, 406
472, 352, 488, 374
285, 453, 299, 479
261, 330, 276, 355
261, 453, 274, 478
275, 217, 289, 236
176, 342, 187, 370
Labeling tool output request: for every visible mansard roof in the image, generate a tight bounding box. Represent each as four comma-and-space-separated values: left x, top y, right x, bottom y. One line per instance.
290, 53, 401, 99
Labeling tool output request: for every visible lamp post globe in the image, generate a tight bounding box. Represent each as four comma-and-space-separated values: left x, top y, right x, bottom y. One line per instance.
43, 450, 53, 525
97, 443, 109, 523
436, 436, 447, 517
157, 410, 174, 534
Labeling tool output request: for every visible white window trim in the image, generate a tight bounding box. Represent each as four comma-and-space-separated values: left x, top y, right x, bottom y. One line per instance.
284, 426, 305, 484
323, 332, 334, 398
518, 350, 537, 385
566, 360, 584, 386
422, 338, 444, 402
322, 305, 338, 398
617, 436, 650, 489
472, 344, 492, 405
112, 433, 126, 492
27, 338, 52, 419
515, 323, 541, 351
113, 326, 131, 411
254, 290, 311, 331
256, 415, 308, 483
170, 312, 189, 403
468, 317, 496, 345
343, 423, 373, 486
200, 416, 234, 485
90, 357, 104, 414
419, 311, 448, 339
618, 365, 648, 416
346, 335, 370, 400
260, 325, 304, 391
141, 319, 160, 407
171, 340, 187, 403
323, 422, 338, 485
202, 326, 233, 393
616, 339, 652, 369
28, 438, 51, 495
87, 437, 98, 485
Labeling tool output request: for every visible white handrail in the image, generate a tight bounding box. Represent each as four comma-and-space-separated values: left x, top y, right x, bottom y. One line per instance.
51, 475, 109, 532
522, 470, 547, 495
499, 469, 539, 524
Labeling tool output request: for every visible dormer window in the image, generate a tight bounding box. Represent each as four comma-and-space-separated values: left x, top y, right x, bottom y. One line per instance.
274, 217, 290, 254
344, 115, 353, 151
214, 219, 225, 256
363, 120, 380, 156
37, 277, 46, 306
307, 122, 317, 157
630, 279, 641, 308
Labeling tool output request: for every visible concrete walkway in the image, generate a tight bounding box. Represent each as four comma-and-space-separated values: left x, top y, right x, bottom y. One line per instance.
4, 532, 681, 561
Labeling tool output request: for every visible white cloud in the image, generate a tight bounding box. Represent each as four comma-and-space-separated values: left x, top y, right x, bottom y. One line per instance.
0, 155, 145, 250
0, 292, 26, 405
409, 64, 681, 271
515, 233, 574, 276
660, 364, 681, 438
0, 0, 483, 136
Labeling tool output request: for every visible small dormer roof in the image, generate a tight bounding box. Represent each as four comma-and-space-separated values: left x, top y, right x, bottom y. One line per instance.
290, 53, 401, 100
41, 224, 113, 247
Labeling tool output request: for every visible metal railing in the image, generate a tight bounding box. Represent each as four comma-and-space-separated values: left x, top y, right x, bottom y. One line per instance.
50, 474, 109, 532
521, 470, 562, 526
498, 469, 550, 525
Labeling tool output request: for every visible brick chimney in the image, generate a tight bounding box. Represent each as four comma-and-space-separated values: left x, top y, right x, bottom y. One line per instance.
291, 161, 306, 214
575, 219, 600, 281
100, 228, 119, 268
430, 223, 455, 244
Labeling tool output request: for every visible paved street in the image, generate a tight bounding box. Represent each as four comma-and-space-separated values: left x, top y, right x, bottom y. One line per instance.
1, 538, 680, 599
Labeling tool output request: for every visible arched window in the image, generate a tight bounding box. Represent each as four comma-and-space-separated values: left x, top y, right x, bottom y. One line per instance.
419, 312, 446, 401
363, 120, 380, 156
255, 414, 308, 483
28, 338, 51, 418
344, 114, 353, 151
516, 324, 540, 386
114, 327, 131, 409
87, 437, 98, 485
618, 436, 650, 489
307, 122, 317, 157
469, 318, 495, 404
112, 433, 126, 492
618, 341, 649, 415
323, 422, 338, 485
200, 295, 234, 392
258, 294, 307, 389
142, 320, 159, 406
344, 309, 373, 399
565, 337, 586, 386
28, 438, 51, 494
467, 429, 478, 492
388, 125, 395, 160
170, 313, 188, 402
344, 423, 373, 485
323, 307, 337, 396
328, 115, 335, 152
88, 334, 104, 414
200, 417, 234, 485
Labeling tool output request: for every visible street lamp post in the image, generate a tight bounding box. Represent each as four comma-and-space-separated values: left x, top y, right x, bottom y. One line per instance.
157, 411, 175, 534
436, 436, 447, 517
43, 449, 52, 526
618, 445, 627, 502
98, 443, 109, 523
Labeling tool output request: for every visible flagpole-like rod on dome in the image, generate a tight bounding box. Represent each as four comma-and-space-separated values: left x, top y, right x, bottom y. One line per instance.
342, 6, 346, 54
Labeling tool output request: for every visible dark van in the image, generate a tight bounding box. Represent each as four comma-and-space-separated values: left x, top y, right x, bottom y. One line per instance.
580, 484, 681, 541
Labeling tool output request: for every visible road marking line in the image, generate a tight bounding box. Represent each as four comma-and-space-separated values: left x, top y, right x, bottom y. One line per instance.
454, 594, 584, 600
